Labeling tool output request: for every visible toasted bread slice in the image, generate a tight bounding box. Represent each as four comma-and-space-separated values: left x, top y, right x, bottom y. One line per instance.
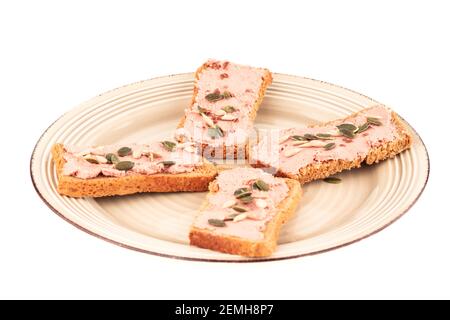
51, 143, 217, 198
177, 60, 273, 159
251, 105, 413, 184
189, 168, 302, 257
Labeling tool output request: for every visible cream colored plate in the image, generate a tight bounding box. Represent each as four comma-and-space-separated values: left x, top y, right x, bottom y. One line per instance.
31, 73, 429, 262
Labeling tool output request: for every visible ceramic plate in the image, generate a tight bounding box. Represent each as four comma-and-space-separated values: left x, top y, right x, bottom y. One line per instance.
30, 73, 429, 262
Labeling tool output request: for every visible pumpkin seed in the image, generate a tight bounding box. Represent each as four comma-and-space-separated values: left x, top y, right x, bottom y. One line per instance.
85, 157, 99, 164
300, 140, 328, 148
205, 93, 223, 102
144, 152, 161, 162
232, 206, 248, 213
303, 133, 318, 140
323, 177, 342, 184
222, 105, 237, 113
239, 196, 254, 204
115, 161, 134, 171
316, 133, 333, 140
201, 113, 215, 127
291, 135, 306, 141
207, 126, 224, 139
233, 213, 247, 222
222, 91, 233, 99
235, 191, 252, 199
316, 133, 332, 138
106, 153, 119, 164
132, 149, 142, 159
95, 155, 108, 164
337, 123, 358, 132
117, 147, 132, 157
234, 187, 250, 196
292, 140, 309, 146
324, 142, 336, 150
220, 114, 238, 121
357, 122, 370, 133
197, 106, 208, 114
208, 127, 219, 139
223, 213, 239, 221
161, 141, 176, 152
214, 109, 226, 116
208, 218, 226, 227
253, 179, 270, 191
159, 160, 176, 166
339, 128, 356, 139
367, 117, 382, 126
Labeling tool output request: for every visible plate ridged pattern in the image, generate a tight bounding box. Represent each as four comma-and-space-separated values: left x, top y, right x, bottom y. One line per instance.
31, 73, 429, 262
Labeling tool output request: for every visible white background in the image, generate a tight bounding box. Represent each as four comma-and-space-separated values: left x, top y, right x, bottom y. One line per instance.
1, 0, 448, 299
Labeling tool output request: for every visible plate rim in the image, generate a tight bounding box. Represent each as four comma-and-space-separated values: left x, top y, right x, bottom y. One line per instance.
30, 72, 430, 263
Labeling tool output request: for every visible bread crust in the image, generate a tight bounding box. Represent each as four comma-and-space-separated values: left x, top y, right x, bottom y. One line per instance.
252, 109, 413, 184
178, 62, 273, 159
189, 178, 302, 257
51, 143, 217, 198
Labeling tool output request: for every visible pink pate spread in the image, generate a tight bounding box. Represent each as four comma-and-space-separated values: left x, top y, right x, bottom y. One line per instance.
193, 167, 289, 241
251, 105, 399, 175
62, 142, 203, 179
181, 60, 267, 147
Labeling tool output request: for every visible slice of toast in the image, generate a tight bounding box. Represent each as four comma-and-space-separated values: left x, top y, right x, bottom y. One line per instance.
189, 168, 302, 257
177, 60, 273, 159
51, 143, 217, 198
250, 105, 413, 184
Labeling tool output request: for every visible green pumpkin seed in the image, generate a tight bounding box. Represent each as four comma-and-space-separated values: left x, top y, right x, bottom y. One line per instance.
291, 135, 306, 141
222, 91, 233, 99
117, 147, 132, 157
337, 123, 358, 132
207, 127, 219, 139
303, 133, 318, 140
239, 196, 254, 204
323, 177, 342, 184
85, 158, 99, 164
216, 126, 224, 136
367, 117, 382, 126
316, 133, 333, 140
106, 153, 119, 164
207, 126, 224, 139
357, 122, 370, 133
235, 191, 252, 199
105, 153, 114, 162
197, 106, 208, 114
161, 141, 176, 152
222, 105, 237, 113
324, 142, 336, 150
232, 206, 248, 213
159, 160, 176, 166
115, 161, 134, 171
339, 128, 356, 139
223, 214, 239, 221
205, 93, 223, 102
208, 219, 226, 227
253, 179, 270, 191
234, 187, 249, 196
